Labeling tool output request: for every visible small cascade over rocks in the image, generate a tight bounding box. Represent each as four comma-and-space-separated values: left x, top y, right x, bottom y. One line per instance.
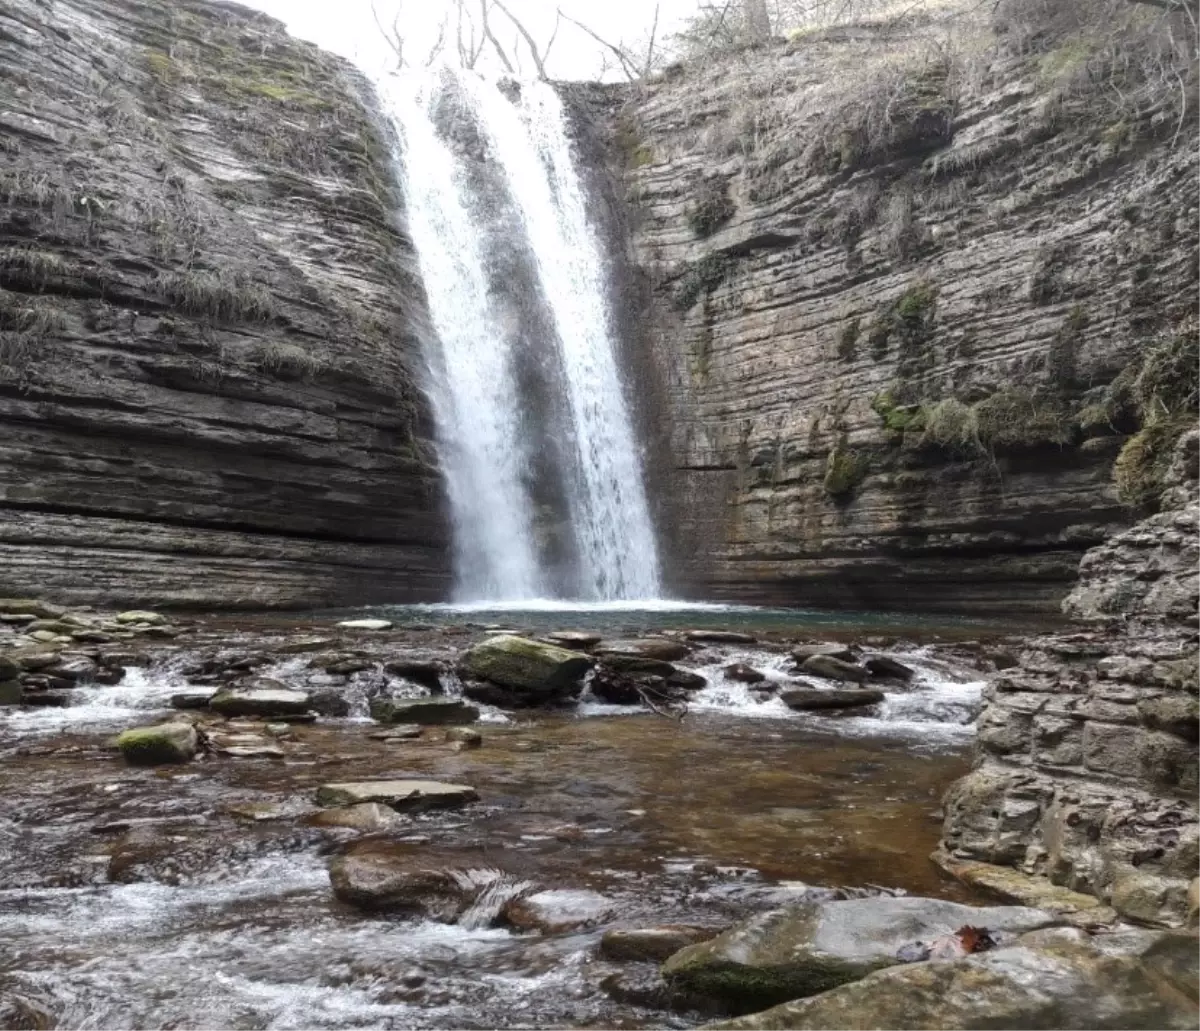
381, 71, 660, 603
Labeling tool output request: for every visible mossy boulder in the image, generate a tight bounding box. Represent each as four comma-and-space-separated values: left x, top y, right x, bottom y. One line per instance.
116, 721, 198, 765
115, 610, 167, 626
662, 896, 1054, 1015
461, 635, 592, 705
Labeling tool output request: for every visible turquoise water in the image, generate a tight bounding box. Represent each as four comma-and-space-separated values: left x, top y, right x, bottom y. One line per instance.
334, 600, 1031, 639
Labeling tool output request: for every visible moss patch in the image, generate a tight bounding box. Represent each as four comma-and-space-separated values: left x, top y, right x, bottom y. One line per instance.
675, 253, 733, 311
687, 178, 735, 238
823, 443, 866, 499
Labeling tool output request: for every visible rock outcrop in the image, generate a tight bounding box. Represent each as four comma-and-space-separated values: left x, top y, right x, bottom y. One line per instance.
0, 0, 448, 608
940, 432, 1198, 927
575, 4, 1198, 612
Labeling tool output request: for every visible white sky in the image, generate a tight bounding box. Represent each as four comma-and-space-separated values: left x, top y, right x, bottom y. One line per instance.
242, 0, 701, 82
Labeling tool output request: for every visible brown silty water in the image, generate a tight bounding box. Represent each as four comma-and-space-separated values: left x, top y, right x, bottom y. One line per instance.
0, 609, 998, 1029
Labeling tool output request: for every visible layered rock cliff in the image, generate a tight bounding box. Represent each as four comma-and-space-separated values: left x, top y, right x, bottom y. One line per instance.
0, 0, 448, 608
586, 4, 1198, 612
940, 430, 1198, 927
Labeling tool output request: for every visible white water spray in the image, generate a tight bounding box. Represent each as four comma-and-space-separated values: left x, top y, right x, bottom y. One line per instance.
464, 77, 661, 600
381, 76, 544, 601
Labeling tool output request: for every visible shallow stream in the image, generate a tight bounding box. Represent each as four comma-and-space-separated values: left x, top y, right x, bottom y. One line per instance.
0, 604, 1005, 1029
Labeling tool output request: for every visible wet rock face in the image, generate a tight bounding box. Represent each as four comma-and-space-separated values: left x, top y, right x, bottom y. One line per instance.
662, 895, 1055, 1014
572, 24, 1197, 614
0, 0, 448, 609
709, 936, 1200, 1031
941, 635, 1200, 928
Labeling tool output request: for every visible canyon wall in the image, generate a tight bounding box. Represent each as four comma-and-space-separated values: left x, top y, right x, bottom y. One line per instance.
940, 430, 1198, 927
583, 8, 1197, 612
0, 0, 448, 608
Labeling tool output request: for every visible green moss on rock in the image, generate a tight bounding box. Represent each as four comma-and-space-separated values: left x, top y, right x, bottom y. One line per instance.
116, 721, 197, 765
823, 443, 866, 499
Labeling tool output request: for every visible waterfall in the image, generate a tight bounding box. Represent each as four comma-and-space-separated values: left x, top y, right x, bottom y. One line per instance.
465, 79, 661, 601
382, 77, 544, 602
382, 71, 661, 602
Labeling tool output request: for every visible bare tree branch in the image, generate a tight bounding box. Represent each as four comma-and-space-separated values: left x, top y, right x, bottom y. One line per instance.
424, 13, 448, 67
559, 8, 641, 80
493, 0, 559, 79
372, 0, 405, 68
643, 3, 661, 77
479, 0, 515, 74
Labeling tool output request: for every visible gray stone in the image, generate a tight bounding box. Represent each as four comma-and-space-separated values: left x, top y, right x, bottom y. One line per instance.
595, 638, 691, 662
798, 654, 868, 684
707, 939, 1198, 1030
502, 889, 613, 933
115, 610, 166, 626
685, 630, 757, 644
546, 630, 603, 649
864, 655, 915, 680
315, 780, 478, 810
791, 643, 857, 663
663, 896, 1054, 1013
723, 663, 765, 684
210, 684, 311, 718
781, 687, 884, 711
368, 697, 479, 725
170, 690, 216, 710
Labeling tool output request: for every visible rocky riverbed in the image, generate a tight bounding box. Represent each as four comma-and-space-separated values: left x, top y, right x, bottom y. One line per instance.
1, 602, 1194, 1029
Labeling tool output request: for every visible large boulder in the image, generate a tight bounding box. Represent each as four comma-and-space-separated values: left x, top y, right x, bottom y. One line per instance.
0, 598, 65, 619
864, 655, 916, 681
369, 697, 479, 725
306, 803, 405, 833
383, 655, 446, 691
315, 779, 478, 810
210, 680, 311, 718
116, 722, 198, 765
460, 635, 592, 705
707, 937, 1199, 1030
662, 896, 1055, 1014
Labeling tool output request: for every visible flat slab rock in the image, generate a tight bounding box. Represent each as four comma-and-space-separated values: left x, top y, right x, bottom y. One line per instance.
663, 895, 1057, 1014
316, 780, 478, 810
210, 687, 311, 718
707, 935, 1200, 1030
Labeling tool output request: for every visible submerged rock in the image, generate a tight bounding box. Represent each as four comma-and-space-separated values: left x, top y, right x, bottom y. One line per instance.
116, 722, 198, 765
707, 937, 1199, 1030
797, 654, 868, 684
501, 888, 613, 934
0, 680, 22, 705
369, 697, 479, 725
306, 803, 405, 833
780, 687, 884, 711
170, 690, 216, 710
210, 682, 311, 718
461, 635, 592, 704
316, 779, 478, 810
662, 896, 1055, 1014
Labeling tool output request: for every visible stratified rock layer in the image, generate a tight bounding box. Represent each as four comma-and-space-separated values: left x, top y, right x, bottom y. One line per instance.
0, 0, 448, 608
573, 14, 1197, 612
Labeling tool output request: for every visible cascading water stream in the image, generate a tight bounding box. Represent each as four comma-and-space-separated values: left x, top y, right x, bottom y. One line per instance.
464, 77, 661, 601
381, 70, 660, 602
380, 77, 544, 602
